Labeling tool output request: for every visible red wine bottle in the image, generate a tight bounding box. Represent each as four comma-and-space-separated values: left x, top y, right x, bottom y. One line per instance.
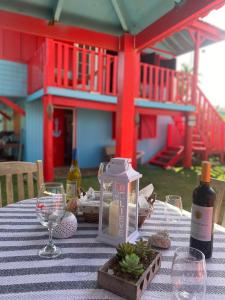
190, 161, 216, 259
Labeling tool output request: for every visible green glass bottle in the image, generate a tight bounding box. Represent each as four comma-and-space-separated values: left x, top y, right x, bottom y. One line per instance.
66, 148, 81, 207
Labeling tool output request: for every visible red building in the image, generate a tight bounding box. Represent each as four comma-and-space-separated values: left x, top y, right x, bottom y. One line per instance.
0, 1, 224, 180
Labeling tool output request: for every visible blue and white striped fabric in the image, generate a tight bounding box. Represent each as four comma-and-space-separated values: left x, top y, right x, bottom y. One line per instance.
0, 199, 225, 299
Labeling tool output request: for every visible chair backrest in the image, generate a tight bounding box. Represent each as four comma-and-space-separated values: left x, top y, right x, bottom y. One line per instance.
211, 178, 225, 226
0, 160, 44, 207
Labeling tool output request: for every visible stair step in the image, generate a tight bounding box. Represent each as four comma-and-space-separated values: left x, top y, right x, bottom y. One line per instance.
163, 150, 177, 155
151, 157, 169, 163
193, 146, 206, 151
193, 141, 204, 145
167, 146, 180, 150
192, 137, 202, 142
158, 154, 174, 160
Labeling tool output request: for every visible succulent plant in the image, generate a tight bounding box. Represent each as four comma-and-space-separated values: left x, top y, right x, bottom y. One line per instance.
116, 242, 135, 260
119, 254, 144, 278
135, 239, 154, 260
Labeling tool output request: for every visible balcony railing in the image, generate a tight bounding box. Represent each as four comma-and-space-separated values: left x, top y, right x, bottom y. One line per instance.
139, 63, 193, 104
52, 42, 118, 95
28, 39, 194, 105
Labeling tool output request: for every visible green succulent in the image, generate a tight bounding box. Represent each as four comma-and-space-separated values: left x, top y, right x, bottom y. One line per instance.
119, 254, 144, 278
135, 239, 154, 260
116, 242, 136, 260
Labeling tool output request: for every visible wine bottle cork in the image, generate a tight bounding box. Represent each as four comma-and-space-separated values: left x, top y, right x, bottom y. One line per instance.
201, 161, 211, 183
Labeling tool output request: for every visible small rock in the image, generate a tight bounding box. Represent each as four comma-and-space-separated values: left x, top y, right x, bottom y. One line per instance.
148, 230, 171, 249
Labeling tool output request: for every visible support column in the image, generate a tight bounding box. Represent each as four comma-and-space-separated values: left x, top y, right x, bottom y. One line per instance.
184, 29, 203, 168
115, 34, 139, 167
184, 113, 194, 168
44, 39, 54, 93
43, 95, 54, 181
192, 30, 201, 105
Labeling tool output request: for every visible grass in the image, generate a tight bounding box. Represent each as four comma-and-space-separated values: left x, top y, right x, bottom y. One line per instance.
1, 163, 225, 212
58, 162, 225, 212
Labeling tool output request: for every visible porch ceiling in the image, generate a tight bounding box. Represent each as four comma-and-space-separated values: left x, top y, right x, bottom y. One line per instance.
0, 0, 225, 55
0, 0, 180, 36
154, 20, 225, 57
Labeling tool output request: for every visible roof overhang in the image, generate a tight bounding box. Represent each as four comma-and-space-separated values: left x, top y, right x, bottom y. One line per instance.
0, 97, 26, 116
0, 0, 224, 53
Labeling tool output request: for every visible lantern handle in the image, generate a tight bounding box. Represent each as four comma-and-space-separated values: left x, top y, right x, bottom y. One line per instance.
107, 158, 130, 175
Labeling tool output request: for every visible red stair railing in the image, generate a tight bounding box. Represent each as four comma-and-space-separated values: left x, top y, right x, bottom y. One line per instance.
139, 63, 193, 105
195, 87, 225, 155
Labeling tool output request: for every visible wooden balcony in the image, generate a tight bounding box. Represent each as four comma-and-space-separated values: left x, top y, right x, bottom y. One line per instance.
28, 39, 194, 106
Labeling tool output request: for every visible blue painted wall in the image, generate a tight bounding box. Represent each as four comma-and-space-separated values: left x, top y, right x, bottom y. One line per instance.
77, 109, 114, 168
76, 109, 171, 168
0, 60, 27, 97
138, 116, 172, 163
24, 100, 43, 162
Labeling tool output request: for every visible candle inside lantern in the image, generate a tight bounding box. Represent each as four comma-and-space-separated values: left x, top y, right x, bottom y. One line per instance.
108, 200, 119, 236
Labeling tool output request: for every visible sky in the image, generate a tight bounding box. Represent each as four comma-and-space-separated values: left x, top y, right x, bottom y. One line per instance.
177, 5, 225, 108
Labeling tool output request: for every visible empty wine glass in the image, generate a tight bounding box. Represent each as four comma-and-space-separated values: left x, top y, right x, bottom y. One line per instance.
171, 247, 207, 300
36, 182, 66, 258
98, 162, 111, 190
165, 195, 183, 223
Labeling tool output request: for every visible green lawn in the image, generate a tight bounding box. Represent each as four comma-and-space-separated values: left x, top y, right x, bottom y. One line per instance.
57, 163, 225, 212
1, 163, 225, 213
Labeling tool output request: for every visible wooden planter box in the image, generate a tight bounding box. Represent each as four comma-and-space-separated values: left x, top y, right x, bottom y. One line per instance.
98, 252, 161, 300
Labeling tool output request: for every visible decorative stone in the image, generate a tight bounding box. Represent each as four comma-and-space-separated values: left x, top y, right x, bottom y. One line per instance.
148, 230, 171, 249
53, 212, 78, 239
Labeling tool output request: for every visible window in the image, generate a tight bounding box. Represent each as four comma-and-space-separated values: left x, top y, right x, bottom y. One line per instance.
112, 113, 157, 140
139, 115, 157, 139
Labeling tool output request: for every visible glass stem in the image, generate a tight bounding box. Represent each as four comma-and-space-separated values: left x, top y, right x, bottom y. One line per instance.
48, 226, 54, 247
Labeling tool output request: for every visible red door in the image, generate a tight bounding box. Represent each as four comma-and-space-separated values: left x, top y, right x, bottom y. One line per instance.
53, 109, 65, 167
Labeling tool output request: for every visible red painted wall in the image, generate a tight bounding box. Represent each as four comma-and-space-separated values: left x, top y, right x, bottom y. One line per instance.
0, 28, 44, 63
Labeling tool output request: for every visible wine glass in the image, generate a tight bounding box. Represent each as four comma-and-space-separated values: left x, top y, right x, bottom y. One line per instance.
36, 182, 66, 258
165, 195, 183, 223
171, 246, 207, 300
98, 162, 111, 191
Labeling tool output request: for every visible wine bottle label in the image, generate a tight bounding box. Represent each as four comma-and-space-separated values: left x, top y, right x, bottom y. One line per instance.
66, 181, 77, 201
191, 204, 213, 242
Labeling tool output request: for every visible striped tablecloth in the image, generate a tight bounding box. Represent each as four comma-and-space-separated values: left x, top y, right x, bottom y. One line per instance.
1, 199, 225, 300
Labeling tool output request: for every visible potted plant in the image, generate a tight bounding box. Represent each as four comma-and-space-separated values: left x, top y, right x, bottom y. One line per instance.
98, 240, 161, 300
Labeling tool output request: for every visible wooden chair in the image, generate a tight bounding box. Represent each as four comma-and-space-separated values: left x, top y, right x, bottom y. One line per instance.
104, 145, 145, 164
0, 160, 44, 207
210, 178, 225, 226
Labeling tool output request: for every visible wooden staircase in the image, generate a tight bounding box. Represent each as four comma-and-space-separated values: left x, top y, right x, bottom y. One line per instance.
149, 145, 184, 168
192, 132, 206, 152
149, 86, 225, 168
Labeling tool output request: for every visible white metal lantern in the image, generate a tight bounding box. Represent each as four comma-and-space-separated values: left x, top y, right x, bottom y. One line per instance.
97, 158, 142, 246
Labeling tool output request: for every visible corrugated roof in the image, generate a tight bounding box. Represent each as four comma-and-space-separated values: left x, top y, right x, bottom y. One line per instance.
148, 20, 225, 57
